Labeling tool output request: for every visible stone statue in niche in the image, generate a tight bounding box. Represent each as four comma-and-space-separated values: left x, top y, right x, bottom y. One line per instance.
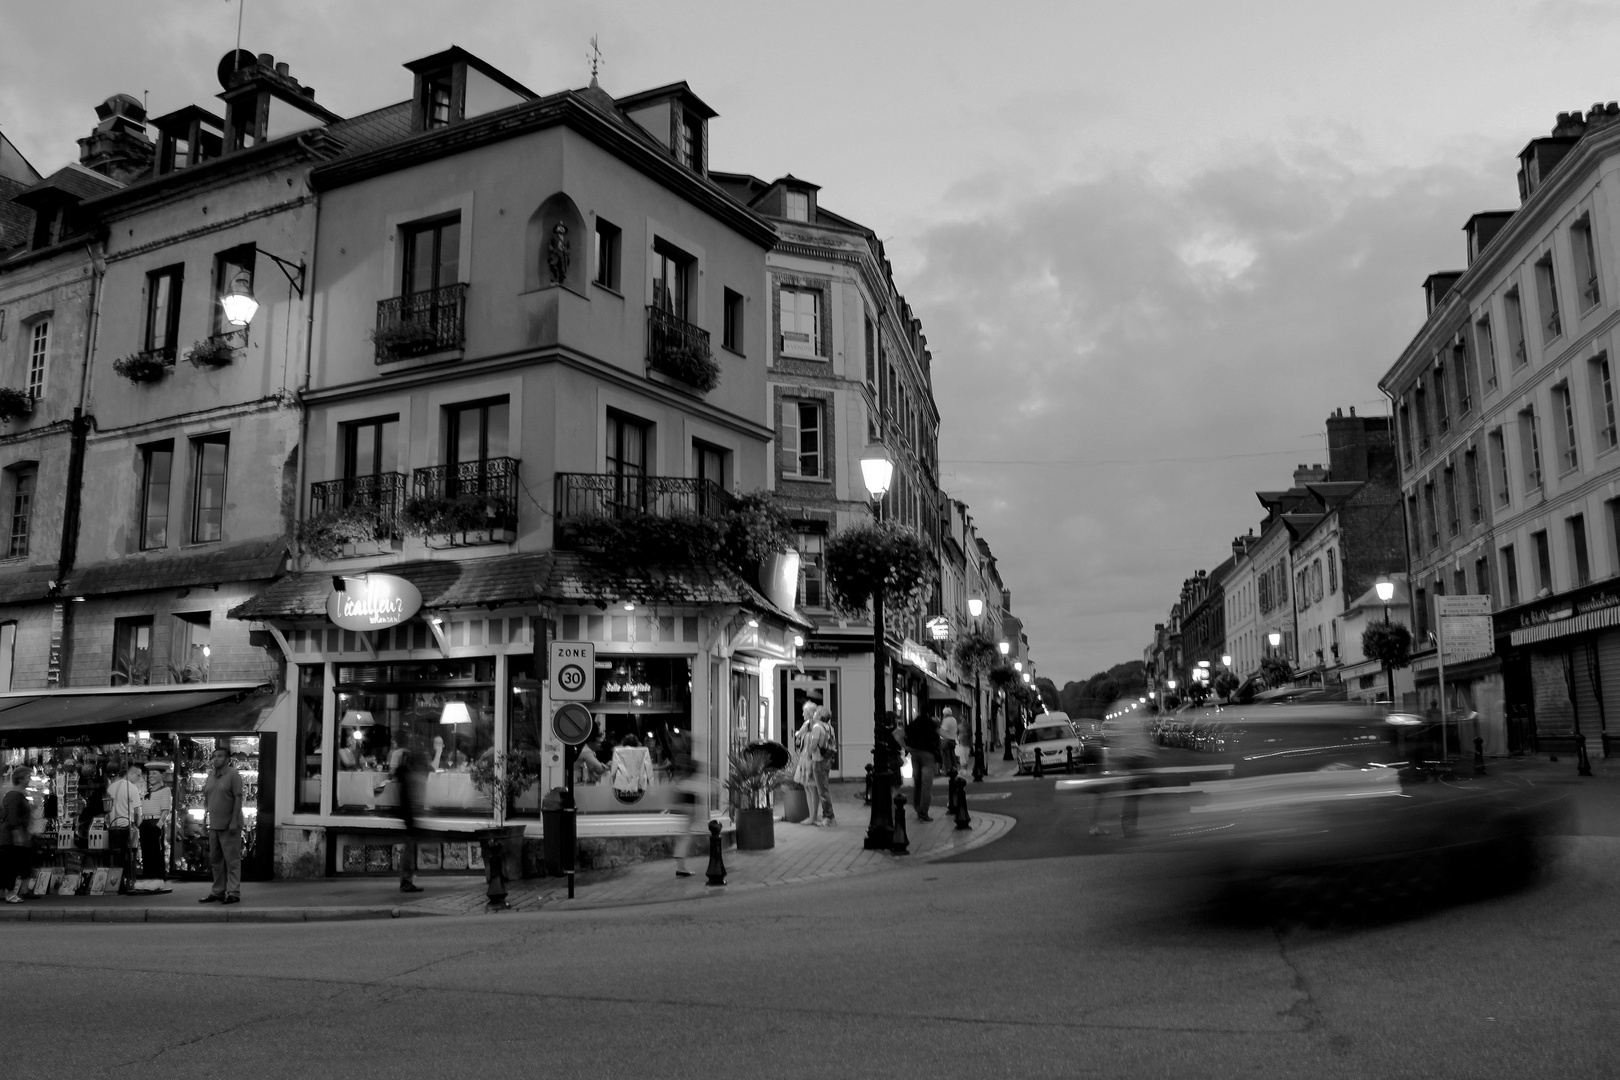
546, 223, 571, 285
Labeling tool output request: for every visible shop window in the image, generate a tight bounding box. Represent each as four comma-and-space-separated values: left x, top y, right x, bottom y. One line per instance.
506, 653, 546, 817
5, 464, 35, 559
569, 656, 694, 813
112, 616, 154, 686
295, 664, 324, 813
139, 441, 173, 550
211, 245, 255, 337
332, 658, 497, 818
723, 288, 744, 353
190, 434, 229, 543
593, 218, 620, 291
169, 611, 211, 683
401, 215, 460, 296
145, 264, 183, 358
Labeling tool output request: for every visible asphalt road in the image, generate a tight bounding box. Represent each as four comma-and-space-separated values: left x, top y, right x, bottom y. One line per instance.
5, 774, 1619, 1079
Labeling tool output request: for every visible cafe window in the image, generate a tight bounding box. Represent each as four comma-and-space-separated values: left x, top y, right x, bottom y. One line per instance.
506, 654, 547, 818
570, 656, 693, 814
295, 664, 325, 813
332, 658, 496, 818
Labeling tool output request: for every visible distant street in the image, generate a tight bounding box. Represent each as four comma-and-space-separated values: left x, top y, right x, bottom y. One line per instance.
6, 771, 1620, 1079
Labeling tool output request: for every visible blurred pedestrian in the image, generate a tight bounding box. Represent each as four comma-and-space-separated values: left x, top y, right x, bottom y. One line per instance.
938, 708, 960, 774
810, 706, 836, 826
198, 747, 244, 904
1090, 708, 1158, 837
396, 745, 429, 893
670, 728, 705, 877
904, 712, 940, 821
1, 766, 31, 903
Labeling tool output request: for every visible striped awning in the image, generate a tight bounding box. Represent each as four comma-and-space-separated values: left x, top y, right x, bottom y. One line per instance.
1509, 602, 1620, 646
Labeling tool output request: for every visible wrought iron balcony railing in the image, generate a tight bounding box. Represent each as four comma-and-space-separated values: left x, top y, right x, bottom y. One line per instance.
375, 282, 468, 362
410, 457, 520, 532
645, 306, 718, 390
309, 473, 407, 540
553, 472, 732, 546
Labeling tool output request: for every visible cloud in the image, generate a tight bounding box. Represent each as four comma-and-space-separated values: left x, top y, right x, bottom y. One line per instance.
911, 145, 1506, 682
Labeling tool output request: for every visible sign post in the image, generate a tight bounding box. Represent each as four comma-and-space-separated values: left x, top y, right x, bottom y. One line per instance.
1434, 594, 1493, 761
547, 643, 595, 899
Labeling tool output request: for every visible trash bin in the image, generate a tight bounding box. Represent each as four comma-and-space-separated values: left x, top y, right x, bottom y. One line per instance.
542, 788, 570, 876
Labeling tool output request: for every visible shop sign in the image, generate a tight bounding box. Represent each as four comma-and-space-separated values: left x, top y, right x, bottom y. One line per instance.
326, 574, 422, 631
604, 681, 653, 694
550, 641, 597, 702
901, 639, 936, 674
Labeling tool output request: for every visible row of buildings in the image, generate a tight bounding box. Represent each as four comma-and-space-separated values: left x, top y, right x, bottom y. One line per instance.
0, 44, 1033, 879
1148, 102, 1620, 762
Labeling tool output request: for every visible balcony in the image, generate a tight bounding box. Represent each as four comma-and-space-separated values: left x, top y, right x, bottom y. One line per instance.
645, 306, 719, 392
553, 472, 732, 548
408, 458, 519, 547
375, 283, 467, 363
304, 474, 406, 559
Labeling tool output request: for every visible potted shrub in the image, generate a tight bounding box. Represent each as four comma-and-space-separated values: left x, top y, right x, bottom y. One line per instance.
0, 387, 34, 424
372, 322, 442, 359
185, 336, 238, 367
297, 504, 391, 560
402, 492, 508, 545
112, 351, 170, 384
720, 491, 797, 603
725, 744, 784, 850
471, 753, 541, 880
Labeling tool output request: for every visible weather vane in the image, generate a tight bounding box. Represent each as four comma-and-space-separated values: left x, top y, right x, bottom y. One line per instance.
588, 36, 603, 82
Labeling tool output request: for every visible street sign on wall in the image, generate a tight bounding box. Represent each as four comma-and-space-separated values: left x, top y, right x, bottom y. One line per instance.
550, 641, 596, 701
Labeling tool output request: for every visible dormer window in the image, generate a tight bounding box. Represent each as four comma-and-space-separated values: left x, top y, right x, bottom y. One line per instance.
677, 110, 703, 172
423, 70, 454, 129
404, 48, 535, 134
784, 191, 809, 222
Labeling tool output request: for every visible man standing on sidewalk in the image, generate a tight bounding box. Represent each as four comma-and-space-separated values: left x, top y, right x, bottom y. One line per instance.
198, 747, 244, 905
904, 713, 940, 822
939, 708, 960, 774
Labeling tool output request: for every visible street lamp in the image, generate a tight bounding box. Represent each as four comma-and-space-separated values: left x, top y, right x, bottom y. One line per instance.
968, 597, 983, 618
1375, 574, 1396, 704
1268, 630, 1282, 652
998, 640, 1010, 656
216, 245, 307, 326
966, 596, 987, 781
861, 445, 895, 850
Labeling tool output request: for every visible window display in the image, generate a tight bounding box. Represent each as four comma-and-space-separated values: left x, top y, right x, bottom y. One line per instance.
332, 659, 496, 817
570, 656, 692, 813
296, 664, 324, 811
172, 735, 260, 878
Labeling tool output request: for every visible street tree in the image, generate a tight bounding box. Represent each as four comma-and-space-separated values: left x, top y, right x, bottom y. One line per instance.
1361, 621, 1413, 705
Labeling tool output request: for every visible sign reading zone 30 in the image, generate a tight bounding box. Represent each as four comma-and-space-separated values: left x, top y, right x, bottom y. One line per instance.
550, 641, 596, 701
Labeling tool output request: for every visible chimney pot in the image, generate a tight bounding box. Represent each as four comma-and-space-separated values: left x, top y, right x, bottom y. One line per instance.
1349, 405, 1356, 416
302, 86, 315, 98
258, 52, 274, 69
275, 61, 290, 76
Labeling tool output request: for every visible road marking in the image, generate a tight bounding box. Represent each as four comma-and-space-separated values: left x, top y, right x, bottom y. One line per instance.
966, 792, 1011, 800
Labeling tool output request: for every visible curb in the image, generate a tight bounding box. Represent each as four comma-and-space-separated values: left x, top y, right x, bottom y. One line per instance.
0, 904, 436, 924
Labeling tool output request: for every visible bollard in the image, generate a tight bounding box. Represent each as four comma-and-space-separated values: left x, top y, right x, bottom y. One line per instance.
705, 819, 727, 886
1032, 747, 1044, 778
1065, 746, 1075, 774
1577, 736, 1594, 778
951, 773, 972, 830
890, 791, 910, 855
1474, 736, 1486, 776
861, 764, 874, 806
482, 835, 509, 910
944, 770, 960, 817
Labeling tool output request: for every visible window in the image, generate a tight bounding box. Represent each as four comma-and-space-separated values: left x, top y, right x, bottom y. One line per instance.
1476, 316, 1497, 391
1398, 402, 1414, 467
652, 241, 691, 321
784, 190, 809, 222
1451, 567, 1466, 597
1501, 545, 1520, 606
677, 110, 703, 172
1434, 363, 1449, 433
190, 435, 228, 543
1442, 465, 1459, 536
6, 465, 34, 559
145, 265, 183, 356
782, 400, 823, 478
295, 665, 325, 812
1327, 549, 1337, 594
593, 218, 620, 290
1415, 382, 1431, 452
170, 612, 211, 683
343, 416, 400, 481
1533, 529, 1553, 595
694, 440, 727, 515
422, 70, 453, 129
1474, 555, 1490, 598
1415, 587, 1429, 641
796, 529, 826, 608
1570, 514, 1591, 586
1519, 406, 1542, 490
1591, 354, 1617, 452
722, 288, 744, 353
1453, 339, 1473, 416
779, 287, 821, 358
1489, 427, 1510, 504
606, 410, 650, 507
445, 398, 509, 496
865, 317, 877, 388
111, 616, 154, 686
1573, 215, 1600, 311
139, 442, 173, 550
1464, 447, 1482, 523
1423, 481, 1438, 548
1535, 254, 1562, 342
1551, 381, 1578, 474
212, 245, 255, 336
0, 622, 14, 693
27, 319, 48, 400
1505, 287, 1528, 367
401, 216, 460, 296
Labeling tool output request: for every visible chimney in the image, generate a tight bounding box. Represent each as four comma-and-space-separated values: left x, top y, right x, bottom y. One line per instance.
1552, 110, 1588, 139
1293, 462, 1329, 486
1586, 102, 1620, 132
77, 93, 154, 183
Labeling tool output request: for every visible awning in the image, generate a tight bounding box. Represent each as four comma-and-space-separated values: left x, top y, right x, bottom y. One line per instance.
924, 673, 971, 705
0, 682, 271, 735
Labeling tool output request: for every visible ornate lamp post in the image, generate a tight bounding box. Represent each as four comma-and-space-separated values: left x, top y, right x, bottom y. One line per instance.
968, 597, 987, 781
859, 446, 895, 850
1375, 574, 1396, 704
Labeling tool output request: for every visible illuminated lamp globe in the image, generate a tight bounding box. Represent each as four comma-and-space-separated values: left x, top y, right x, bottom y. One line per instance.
1268, 630, 1282, 649
1166, 678, 1177, 690
1375, 575, 1396, 603
860, 446, 893, 500
1221, 653, 1232, 667
220, 278, 259, 327
998, 641, 1010, 655
968, 598, 984, 618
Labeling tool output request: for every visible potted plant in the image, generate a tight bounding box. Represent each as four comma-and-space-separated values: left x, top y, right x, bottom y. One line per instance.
297, 503, 391, 560
402, 492, 509, 545
650, 340, 721, 392
719, 491, 797, 603
0, 387, 33, 424
725, 745, 784, 850
372, 322, 443, 359
471, 752, 541, 880
112, 351, 170, 384
185, 336, 238, 367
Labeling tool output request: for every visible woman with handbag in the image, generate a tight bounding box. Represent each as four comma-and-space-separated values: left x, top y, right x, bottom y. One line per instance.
1, 766, 32, 903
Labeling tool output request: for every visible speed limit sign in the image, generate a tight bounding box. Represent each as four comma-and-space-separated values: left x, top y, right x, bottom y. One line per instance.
550, 641, 596, 701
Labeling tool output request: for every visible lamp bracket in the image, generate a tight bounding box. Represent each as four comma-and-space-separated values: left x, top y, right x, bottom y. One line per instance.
253, 246, 307, 298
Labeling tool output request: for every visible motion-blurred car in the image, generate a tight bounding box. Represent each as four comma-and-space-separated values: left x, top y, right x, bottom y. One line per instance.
1016, 714, 1081, 774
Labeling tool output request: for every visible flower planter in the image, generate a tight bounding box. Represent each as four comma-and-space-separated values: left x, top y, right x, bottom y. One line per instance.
0, 388, 34, 424
777, 785, 808, 824
424, 526, 517, 549
734, 807, 775, 851
758, 550, 801, 612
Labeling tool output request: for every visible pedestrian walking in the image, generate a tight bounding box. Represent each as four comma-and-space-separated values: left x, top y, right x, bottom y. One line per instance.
198, 747, 244, 904
939, 707, 960, 774
106, 763, 142, 892
396, 745, 429, 893
904, 713, 940, 821
810, 706, 836, 826
2, 767, 32, 903
1090, 708, 1158, 836
670, 728, 706, 877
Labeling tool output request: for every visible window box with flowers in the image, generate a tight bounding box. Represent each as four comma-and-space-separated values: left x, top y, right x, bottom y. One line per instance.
113, 348, 172, 384
0, 387, 34, 424
185, 332, 244, 368
402, 491, 517, 548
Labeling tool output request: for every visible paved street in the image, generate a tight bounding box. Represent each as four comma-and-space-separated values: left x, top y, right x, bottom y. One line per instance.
6, 761, 1620, 1079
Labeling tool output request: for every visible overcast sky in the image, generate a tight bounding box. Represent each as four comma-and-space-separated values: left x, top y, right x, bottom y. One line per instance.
6, 1, 1619, 685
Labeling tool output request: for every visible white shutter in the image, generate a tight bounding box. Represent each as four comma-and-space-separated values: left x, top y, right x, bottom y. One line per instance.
780, 403, 799, 476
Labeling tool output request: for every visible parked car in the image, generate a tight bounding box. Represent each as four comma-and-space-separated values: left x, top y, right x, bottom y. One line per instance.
1016, 713, 1081, 774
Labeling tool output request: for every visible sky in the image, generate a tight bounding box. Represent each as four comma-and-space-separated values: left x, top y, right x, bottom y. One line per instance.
6, 0, 1620, 686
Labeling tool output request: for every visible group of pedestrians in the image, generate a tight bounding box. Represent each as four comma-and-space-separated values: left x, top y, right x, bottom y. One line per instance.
793, 702, 837, 826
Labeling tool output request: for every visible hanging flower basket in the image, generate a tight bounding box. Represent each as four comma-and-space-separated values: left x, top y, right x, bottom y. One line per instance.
822, 520, 932, 617
112, 351, 171, 384
0, 387, 34, 424
185, 335, 239, 368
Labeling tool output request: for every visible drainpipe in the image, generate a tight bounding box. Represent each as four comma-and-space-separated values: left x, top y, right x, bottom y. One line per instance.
290, 146, 321, 572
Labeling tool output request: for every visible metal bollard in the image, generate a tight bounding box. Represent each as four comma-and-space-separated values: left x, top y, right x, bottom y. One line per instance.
705, 819, 727, 886
1577, 736, 1594, 778
1474, 736, 1486, 776
951, 773, 972, 831
1065, 746, 1075, 774
944, 771, 960, 818
1032, 747, 1044, 778
861, 764, 874, 806
890, 791, 910, 855
482, 835, 509, 910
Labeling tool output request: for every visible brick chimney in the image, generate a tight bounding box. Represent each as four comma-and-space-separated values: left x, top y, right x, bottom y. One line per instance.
1293, 462, 1329, 486
77, 93, 154, 183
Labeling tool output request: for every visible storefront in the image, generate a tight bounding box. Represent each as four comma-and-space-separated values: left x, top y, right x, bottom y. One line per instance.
230, 553, 805, 877
1497, 581, 1620, 757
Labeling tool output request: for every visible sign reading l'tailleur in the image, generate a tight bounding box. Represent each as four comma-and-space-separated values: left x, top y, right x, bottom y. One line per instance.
326, 573, 423, 632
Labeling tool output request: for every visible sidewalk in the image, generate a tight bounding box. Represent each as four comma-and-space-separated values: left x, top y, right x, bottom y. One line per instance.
0, 783, 1012, 924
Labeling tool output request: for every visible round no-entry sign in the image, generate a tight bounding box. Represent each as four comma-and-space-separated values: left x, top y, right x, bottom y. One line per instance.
553, 702, 595, 746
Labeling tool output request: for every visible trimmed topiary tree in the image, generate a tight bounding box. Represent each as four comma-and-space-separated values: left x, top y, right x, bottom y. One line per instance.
1362, 621, 1413, 704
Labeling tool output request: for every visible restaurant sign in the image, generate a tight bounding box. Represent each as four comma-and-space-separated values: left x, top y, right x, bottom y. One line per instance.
326, 574, 423, 632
